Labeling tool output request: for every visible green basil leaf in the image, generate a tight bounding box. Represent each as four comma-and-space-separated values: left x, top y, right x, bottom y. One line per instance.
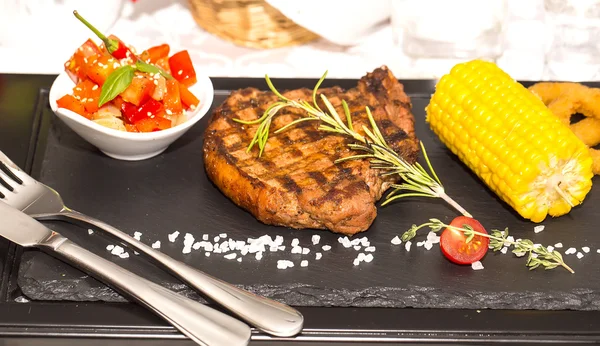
98, 65, 135, 107
135, 60, 173, 80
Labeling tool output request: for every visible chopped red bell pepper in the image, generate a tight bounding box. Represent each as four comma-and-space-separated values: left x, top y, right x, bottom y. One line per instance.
121, 99, 164, 124
107, 35, 132, 60
140, 44, 170, 63
163, 79, 183, 114
64, 39, 102, 82
73, 79, 102, 113
135, 117, 171, 132
168, 50, 196, 87
178, 82, 200, 109
120, 75, 156, 106
57, 94, 90, 119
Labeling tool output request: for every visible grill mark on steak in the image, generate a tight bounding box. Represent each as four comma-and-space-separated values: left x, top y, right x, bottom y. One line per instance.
203, 66, 419, 234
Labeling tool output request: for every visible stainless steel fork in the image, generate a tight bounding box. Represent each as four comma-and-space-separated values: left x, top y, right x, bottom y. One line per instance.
0, 151, 303, 337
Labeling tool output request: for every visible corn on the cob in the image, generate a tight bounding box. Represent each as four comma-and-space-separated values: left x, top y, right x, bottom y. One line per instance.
426, 60, 593, 222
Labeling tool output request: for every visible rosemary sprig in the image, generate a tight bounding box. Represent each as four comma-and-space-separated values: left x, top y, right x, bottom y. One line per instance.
402, 219, 574, 274
234, 72, 472, 217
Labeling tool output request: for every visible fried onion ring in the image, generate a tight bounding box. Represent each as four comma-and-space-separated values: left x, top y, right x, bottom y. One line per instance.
529, 82, 600, 175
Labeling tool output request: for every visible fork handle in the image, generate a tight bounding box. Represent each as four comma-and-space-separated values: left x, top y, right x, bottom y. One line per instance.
39, 234, 251, 346
49, 209, 304, 337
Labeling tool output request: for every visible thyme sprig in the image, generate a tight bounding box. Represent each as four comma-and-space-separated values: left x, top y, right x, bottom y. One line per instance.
402, 219, 574, 273
234, 72, 471, 217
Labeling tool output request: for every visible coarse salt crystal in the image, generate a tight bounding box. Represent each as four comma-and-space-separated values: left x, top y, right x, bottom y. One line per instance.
133, 232, 142, 241
168, 231, 180, 242
322, 245, 331, 251
224, 253, 237, 260
534, 225, 545, 233
353, 245, 361, 251
291, 246, 302, 254
269, 246, 278, 252
365, 246, 376, 252
364, 254, 374, 263
202, 234, 209, 241
278, 246, 286, 251
300, 260, 308, 267
119, 252, 129, 259
315, 252, 322, 260
554, 242, 563, 248
240, 246, 249, 256
277, 260, 291, 269
577, 252, 584, 259
426, 231, 440, 243
391, 236, 401, 245
547, 246, 554, 253
342, 238, 352, 248
312, 235, 321, 245
151, 241, 161, 249
291, 238, 299, 247
565, 247, 577, 255
111, 246, 124, 256
353, 258, 360, 266
350, 238, 361, 246
237, 257, 242, 262
205, 252, 211, 257
405, 241, 412, 252
213, 248, 222, 254
220, 233, 227, 238
88, 229, 94, 235
500, 247, 508, 254
106, 245, 115, 251
471, 261, 484, 270
192, 242, 202, 250
357, 253, 366, 261
302, 247, 310, 255
582, 247, 590, 253
214, 236, 220, 242
504, 236, 514, 247
182, 246, 192, 254
424, 241, 433, 250
255, 252, 263, 260
416, 241, 424, 247
597, 249, 600, 254
360, 237, 369, 246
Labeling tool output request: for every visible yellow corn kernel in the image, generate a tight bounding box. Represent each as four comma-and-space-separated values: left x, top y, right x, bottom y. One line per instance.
426, 60, 593, 222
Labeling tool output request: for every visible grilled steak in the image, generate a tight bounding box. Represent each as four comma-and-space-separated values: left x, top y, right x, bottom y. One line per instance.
203, 66, 419, 235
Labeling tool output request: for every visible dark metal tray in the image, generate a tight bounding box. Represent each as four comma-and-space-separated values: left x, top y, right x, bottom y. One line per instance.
1, 74, 600, 344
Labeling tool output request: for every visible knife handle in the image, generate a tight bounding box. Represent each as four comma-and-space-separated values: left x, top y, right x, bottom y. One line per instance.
54, 209, 304, 337
39, 232, 251, 346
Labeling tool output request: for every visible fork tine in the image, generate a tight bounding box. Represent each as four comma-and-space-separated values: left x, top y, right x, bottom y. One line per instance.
0, 174, 13, 192
0, 160, 23, 185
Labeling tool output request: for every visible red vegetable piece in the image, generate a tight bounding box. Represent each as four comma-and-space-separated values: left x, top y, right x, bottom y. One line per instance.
163, 79, 183, 114
73, 79, 101, 113
64, 39, 102, 82
140, 44, 170, 63
135, 117, 171, 132
107, 35, 130, 59
178, 82, 199, 109
57, 94, 90, 119
168, 50, 196, 87
121, 102, 141, 124
86, 55, 118, 86
120, 75, 156, 106
440, 216, 489, 265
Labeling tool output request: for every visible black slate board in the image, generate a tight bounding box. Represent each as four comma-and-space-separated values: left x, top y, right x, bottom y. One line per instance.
18, 84, 600, 310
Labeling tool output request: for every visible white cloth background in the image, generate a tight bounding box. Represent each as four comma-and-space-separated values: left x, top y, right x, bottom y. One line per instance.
0, 0, 577, 81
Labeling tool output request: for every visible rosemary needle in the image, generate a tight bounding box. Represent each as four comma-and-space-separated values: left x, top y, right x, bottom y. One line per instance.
234, 72, 472, 217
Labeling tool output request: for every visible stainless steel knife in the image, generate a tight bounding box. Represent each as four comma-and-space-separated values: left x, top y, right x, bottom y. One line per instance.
0, 202, 251, 346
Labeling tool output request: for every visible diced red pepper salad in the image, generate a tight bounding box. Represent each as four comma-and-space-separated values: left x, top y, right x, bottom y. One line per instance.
58, 39, 200, 133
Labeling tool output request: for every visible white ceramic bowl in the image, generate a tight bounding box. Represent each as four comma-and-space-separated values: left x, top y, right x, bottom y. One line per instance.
49, 72, 214, 161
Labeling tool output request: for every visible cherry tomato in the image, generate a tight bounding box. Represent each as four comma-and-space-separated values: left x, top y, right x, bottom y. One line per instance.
440, 216, 489, 265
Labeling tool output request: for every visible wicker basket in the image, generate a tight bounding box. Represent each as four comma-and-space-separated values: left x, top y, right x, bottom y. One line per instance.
188, 0, 320, 49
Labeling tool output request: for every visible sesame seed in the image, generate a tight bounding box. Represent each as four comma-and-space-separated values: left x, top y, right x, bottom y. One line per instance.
190, 105, 196, 110
178, 70, 183, 75
92, 85, 98, 90
84, 58, 88, 64
147, 112, 152, 116
166, 109, 173, 115
153, 80, 158, 85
